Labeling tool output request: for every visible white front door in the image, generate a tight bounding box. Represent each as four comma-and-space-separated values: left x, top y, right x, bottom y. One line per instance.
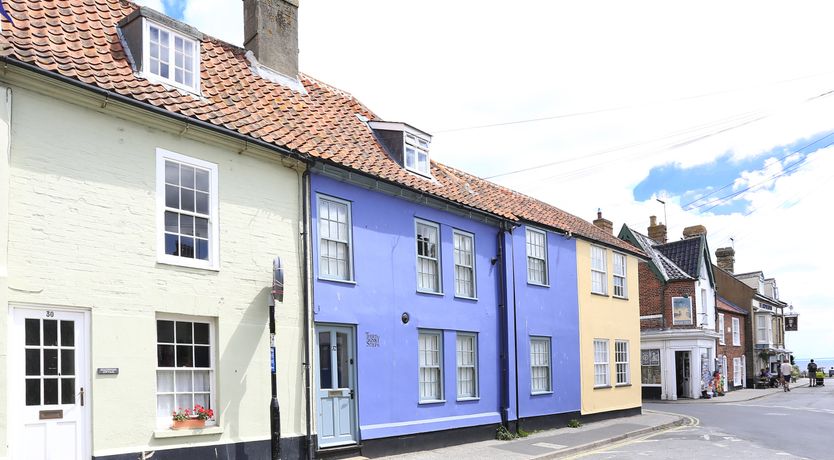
315, 325, 357, 448
11, 307, 90, 460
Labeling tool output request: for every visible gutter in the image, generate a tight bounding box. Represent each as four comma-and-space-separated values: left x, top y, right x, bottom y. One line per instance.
301, 167, 314, 459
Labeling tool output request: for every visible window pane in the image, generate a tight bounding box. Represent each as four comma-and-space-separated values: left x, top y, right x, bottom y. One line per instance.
44, 378, 58, 405
157, 370, 174, 392
195, 217, 209, 238
26, 379, 40, 406
181, 189, 195, 212
193, 370, 211, 391
195, 169, 210, 192
193, 323, 209, 344
318, 331, 332, 389
194, 393, 209, 409
44, 349, 58, 375
43, 320, 58, 346
61, 378, 75, 404
337, 332, 349, 389
180, 165, 195, 189
175, 393, 193, 411
165, 184, 179, 208
180, 214, 194, 236
195, 192, 209, 215
165, 233, 179, 256
175, 370, 193, 392
61, 349, 75, 375
26, 318, 40, 346
26, 349, 40, 376
176, 345, 193, 367
157, 320, 175, 343
60, 321, 74, 347
196, 239, 209, 260
165, 161, 179, 184
176, 322, 193, 344
194, 346, 210, 368
180, 236, 194, 258
157, 394, 174, 418
157, 344, 175, 367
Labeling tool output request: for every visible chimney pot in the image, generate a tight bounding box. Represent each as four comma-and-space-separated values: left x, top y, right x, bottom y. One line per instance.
592, 210, 613, 235
647, 215, 667, 243
716, 247, 736, 273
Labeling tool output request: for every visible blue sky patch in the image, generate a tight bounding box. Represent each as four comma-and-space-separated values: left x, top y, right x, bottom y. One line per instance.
633, 130, 834, 215
161, 0, 186, 20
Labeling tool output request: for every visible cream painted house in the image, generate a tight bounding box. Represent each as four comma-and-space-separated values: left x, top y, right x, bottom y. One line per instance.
578, 214, 642, 416
0, 5, 310, 458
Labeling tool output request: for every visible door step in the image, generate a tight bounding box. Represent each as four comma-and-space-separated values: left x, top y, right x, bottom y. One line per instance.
316, 443, 364, 459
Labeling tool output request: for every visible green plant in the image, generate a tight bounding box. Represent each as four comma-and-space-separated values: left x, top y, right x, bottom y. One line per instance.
567, 419, 581, 428
517, 427, 531, 438
172, 404, 215, 421
496, 425, 516, 441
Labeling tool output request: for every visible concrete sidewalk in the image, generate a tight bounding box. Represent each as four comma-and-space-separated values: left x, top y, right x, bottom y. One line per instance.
361, 381, 822, 460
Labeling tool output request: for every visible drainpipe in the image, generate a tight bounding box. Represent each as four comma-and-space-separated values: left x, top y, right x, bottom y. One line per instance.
300, 166, 314, 459
496, 224, 509, 427
508, 223, 520, 428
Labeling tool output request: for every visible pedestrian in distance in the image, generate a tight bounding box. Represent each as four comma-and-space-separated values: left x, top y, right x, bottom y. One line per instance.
808, 359, 818, 387
780, 359, 792, 392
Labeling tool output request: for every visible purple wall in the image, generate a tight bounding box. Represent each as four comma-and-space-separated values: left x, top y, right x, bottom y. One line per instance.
507, 225, 581, 418
311, 174, 503, 439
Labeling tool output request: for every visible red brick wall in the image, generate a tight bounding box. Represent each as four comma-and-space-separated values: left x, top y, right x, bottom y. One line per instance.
638, 261, 663, 317
717, 310, 747, 389
663, 281, 697, 329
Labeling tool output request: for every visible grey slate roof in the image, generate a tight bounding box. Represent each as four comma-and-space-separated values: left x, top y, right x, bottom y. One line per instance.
622, 227, 692, 281
654, 236, 703, 279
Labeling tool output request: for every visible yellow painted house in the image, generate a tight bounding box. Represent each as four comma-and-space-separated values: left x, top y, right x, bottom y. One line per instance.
576, 213, 642, 416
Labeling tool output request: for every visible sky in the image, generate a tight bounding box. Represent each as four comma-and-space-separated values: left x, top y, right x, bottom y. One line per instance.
135, 0, 834, 360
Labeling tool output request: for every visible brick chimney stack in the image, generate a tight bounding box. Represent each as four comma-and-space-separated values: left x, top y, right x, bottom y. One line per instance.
716, 247, 735, 273
682, 225, 707, 238
648, 215, 667, 243
243, 0, 299, 79
593, 209, 613, 234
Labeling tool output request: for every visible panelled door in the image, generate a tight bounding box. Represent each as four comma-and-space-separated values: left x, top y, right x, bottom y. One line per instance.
11, 308, 90, 460
315, 324, 357, 448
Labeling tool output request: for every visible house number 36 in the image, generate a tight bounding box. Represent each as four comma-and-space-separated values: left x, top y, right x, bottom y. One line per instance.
45, 311, 54, 317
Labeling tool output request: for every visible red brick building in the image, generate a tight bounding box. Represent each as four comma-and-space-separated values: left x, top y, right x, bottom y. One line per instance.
716, 296, 748, 391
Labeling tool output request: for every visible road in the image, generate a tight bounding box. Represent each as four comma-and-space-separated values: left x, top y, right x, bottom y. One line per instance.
576, 382, 833, 459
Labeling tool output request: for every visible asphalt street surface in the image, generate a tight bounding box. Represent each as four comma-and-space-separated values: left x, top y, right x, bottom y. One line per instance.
576, 381, 833, 459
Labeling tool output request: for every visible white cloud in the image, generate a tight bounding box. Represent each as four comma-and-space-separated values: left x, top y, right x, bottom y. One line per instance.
132, 0, 832, 357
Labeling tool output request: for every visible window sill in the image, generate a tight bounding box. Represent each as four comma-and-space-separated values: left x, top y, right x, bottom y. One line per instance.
591, 291, 609, 297
319, 277, 357, 285
418, 399, 446, 405
157, 257, 219, 272
613, 295, 629, 301
531, 391, 553, 396
153, 426, 223, 439
614, 383, 632, 388
416, 290, 444, 296
454, 295, 478, 301
527, 282, 550, 288
456, 397, 480, 402
593, 385, 612, 390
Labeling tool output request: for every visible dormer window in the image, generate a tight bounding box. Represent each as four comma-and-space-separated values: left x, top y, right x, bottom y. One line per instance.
368, 121, 433, 178
147, 23, 198, 91
118, 7, 202, 94
405, 133, 430, 175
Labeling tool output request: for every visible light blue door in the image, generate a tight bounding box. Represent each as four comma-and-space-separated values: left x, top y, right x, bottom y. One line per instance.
316, 325, 357, 447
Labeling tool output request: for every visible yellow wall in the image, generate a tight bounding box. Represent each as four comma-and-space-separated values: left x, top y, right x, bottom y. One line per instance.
576, 239, 642, 414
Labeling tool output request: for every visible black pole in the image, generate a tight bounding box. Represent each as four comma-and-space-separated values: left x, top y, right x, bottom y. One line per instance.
269, 302, 281, 459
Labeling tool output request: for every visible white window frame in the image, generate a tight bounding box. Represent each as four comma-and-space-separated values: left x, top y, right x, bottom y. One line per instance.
615, 340, 630, 385
156, 148, 219, 270
756, 314, 770, 344
718, 313, 725, 345
453, 230, 476, 299
612, 252, 627, 298
672, 296, 693, 325
317, 195, 354, 282
418, 330, 444, 403
732, 317, 741, 346
404, 132, 431, 176
526, 228, 548, 286
529, 336, 552, 394
591, 246, 608, 295
456, 333, 478, 400
415, 219, 442, 294
594, 339, 610, 387
733, 357, 742, 386
142, 19, 201, 93
155, 314, 216, 430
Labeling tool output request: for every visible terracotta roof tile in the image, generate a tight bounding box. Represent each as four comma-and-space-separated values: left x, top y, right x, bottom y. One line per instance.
0, 0, 643, 256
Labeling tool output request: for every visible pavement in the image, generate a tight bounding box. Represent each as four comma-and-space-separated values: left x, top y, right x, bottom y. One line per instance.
369, 380, 818, 459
